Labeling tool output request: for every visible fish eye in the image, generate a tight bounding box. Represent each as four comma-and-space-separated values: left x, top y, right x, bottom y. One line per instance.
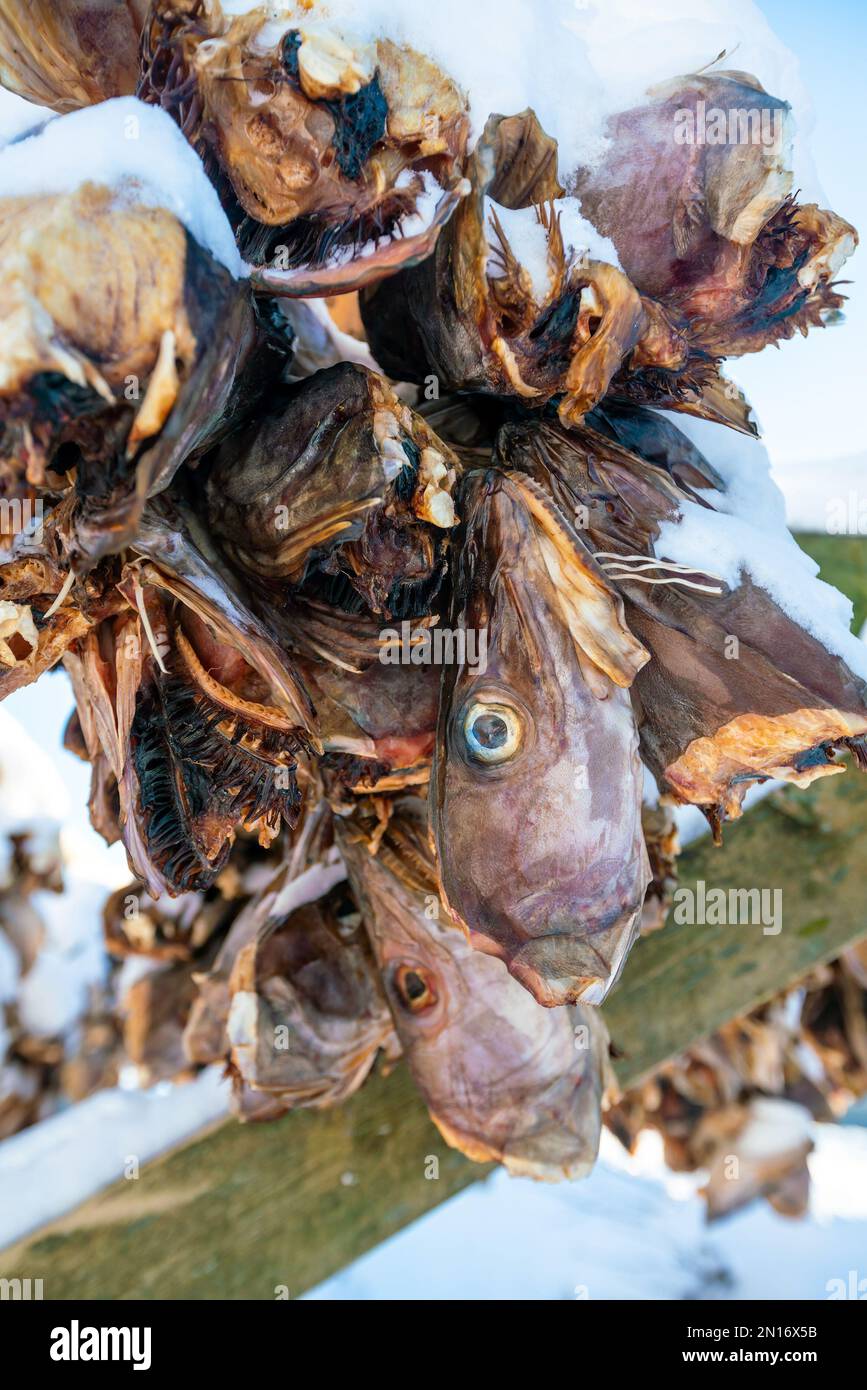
394, 963, 438, 1013
461, 700, 523, 765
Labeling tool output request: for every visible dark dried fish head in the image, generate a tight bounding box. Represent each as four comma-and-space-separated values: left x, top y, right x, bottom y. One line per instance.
203, 363, 459, 618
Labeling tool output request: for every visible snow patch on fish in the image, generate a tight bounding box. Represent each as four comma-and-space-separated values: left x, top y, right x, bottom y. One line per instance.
655, 411, 867, 681
0, 97, 244, 276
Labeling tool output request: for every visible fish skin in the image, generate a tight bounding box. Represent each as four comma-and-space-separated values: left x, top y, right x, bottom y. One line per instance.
431, 469, 649, 1007
338, 803, 613, 1180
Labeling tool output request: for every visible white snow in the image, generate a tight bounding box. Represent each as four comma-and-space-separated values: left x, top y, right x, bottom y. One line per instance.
0, 1066, 230, 1247
16, 882, 110, 1038
736, 1096, 813, 1160
557, 199, 623, 270
0, 85, 49, 147
654, 410, 867, 681
214, 0, 818, 194
485, 200, 553, 300
0, 96, 244, 276
485, 198, 622, 300
306, 1123, 867, 1300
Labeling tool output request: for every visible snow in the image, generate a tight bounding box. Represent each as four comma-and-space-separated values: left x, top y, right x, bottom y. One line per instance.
306, 1123, 867, 1300
215, 0, 817, 193
557, 199, 623, 270
485, 198, 622, 299
0, 85, 49, 146
16, 882, 110, 1038
0, 97, 244, 276
654, 410, 867, 681
0, 1067, 230, 1247
485, 201, 553, 299
736, 1096, 812, 1159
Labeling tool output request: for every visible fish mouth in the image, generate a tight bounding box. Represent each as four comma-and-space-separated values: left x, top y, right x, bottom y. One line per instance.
249, 176, 469, 297
429, 1107, 598, 1181
483, 880, 645, 1007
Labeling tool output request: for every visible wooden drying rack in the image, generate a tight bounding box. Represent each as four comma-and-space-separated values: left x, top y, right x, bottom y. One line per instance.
1, 536, 866, 1298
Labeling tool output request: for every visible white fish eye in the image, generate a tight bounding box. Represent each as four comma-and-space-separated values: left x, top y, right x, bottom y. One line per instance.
461, 700, 523, 765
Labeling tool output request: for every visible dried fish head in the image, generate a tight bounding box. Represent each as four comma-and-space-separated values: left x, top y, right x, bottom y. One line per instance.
361, 107, 730, 426
499, 411, 867, 836
140, 0, 470, 293
339, 801, 614, 1178
0, 181, 288, 558
574, 72, 857, 359
227, 876, 397, 1111
203, 363, 459, 618
57, 508, 315, 896
432, 468, 650, 1007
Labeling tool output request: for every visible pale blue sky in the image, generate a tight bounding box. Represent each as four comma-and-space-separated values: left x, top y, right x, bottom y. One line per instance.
736, 0, 866, 467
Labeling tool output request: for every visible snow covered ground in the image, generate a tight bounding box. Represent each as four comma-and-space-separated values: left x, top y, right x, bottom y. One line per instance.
308, 1126, 867, 1300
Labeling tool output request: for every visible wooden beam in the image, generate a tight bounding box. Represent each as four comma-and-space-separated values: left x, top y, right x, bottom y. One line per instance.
604, 775, 867, 1085
3, 767, 867, 1298
1, 533, 864, 1297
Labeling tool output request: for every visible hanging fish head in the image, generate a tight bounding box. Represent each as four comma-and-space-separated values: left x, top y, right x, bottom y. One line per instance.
338, 804, 613, 1179
431, 469, 650, 1006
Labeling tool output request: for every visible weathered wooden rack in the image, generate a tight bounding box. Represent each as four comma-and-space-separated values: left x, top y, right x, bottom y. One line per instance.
1, 535, 866, 1298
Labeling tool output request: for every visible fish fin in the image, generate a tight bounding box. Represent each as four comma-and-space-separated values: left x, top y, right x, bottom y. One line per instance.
505, 473, 649, 687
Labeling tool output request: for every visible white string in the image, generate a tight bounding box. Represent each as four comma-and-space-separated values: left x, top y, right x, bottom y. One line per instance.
600, 570, 724, 595
594, 550, 725, 595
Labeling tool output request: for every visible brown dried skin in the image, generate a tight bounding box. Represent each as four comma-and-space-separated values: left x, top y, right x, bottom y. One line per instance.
131, 501, 315, 733
639, 801, 679, 935
202, 363, 459, 618
0, 185, 197, 430
338, 802, 614, 1180
574, 73, 857, 359
0, 183, 267, 559
139, 1, 469, 291
0, 0, 148, 112
362, 109, 724, 426
297, 647, 440, 794
59, 530, 315, 896
802, 959, 867, 1101
125, 594, 311, 896
278, 590, 441, 794
432, 469, 650, 1008
60, 992, 122, 1103
183, 846, 297, 1067
227, 882, 397, 1111
0, 501, 125, 703
103, 876, 229, 962
122, 955, 206, 1086
499, 412, 867, 830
